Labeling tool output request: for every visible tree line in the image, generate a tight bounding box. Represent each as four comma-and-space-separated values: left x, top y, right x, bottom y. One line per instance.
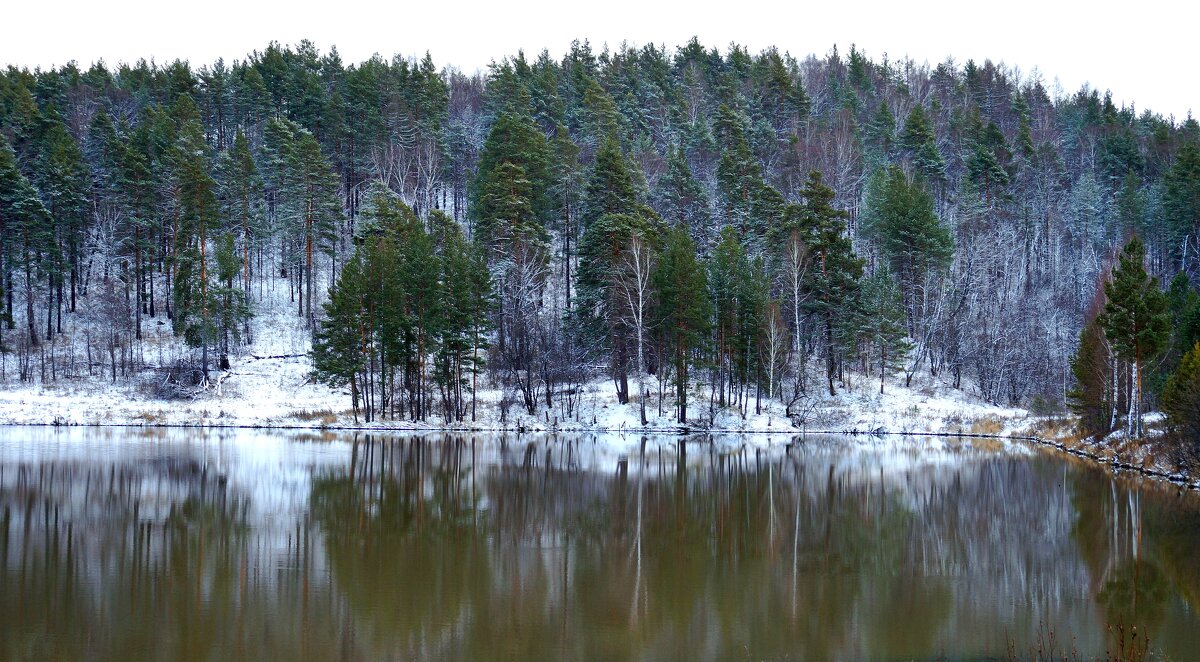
0, 39, 1197, 442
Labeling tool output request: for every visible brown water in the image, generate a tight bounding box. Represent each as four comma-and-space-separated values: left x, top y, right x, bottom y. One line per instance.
1, 427, 1198, 661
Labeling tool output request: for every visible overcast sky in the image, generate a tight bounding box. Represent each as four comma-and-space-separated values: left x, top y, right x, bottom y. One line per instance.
1, 0, 1193, 121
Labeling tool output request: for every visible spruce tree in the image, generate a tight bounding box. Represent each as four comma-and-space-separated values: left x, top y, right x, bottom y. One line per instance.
1069, 312, 1116, 439
1163, 342, 1200, 461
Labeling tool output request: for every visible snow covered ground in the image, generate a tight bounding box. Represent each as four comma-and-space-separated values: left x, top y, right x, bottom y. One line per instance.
0, 278, 1033, 435
0, 214, 1044, 439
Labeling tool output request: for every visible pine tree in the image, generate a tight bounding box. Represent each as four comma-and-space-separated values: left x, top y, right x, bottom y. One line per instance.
855, 269, 911, 393
577, 206, 665, 405
865, 101, 896, 164
787, 170, 863, 395
430, 210, 491, 421
899, 104, 945, 184
653, 226, 711, 423
36, 117, 90, 324
867, 166, 953, 333
213, 233, 250, 370
0, 134, 52, 347
708, 227, 767, 414
312, 251, 368, 421
170, 98, 222, 380
286, 128, 341, 328
575, 139, 655, 404
471, 106, 555, 234
579, 135, 637, 230
120, 119, 161, 335
1164, 138, 1200, 265
216, 128, 263, 320
355, 184, 443, 421
714, 104, 776, 242
1099, 236, 1170, 437
965, 114, 1012, 204
652, 144, 711, 250
475, 161, 543, 255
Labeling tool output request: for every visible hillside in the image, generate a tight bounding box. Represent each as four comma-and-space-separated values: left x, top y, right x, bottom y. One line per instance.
0, 38, 1196, 461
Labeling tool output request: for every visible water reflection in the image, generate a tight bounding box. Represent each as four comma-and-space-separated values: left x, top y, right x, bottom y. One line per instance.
1, 429, 1199, 660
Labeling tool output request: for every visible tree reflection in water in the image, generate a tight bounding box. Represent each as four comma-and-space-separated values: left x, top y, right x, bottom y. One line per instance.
2, 430, 1200, 660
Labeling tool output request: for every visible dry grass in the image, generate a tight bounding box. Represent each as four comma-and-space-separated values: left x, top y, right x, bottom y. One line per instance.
292, 408, 340, 425
133, 410, 166, 425
1027, 417, 1079, 442
970, 416, 1005, 435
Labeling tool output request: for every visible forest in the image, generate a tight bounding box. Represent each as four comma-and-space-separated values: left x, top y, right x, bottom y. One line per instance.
0, 39, 1197, 455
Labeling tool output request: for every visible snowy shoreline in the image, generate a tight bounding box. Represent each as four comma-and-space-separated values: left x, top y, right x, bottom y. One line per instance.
3, 377, 1193, 489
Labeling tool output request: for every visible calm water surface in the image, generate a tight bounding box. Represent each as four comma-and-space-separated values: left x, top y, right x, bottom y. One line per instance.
1, 427, 1199, 660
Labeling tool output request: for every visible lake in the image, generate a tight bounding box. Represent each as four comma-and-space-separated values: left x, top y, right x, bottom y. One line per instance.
1, 427, 1198, 660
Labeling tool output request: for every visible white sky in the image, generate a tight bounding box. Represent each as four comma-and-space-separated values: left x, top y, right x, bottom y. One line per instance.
1, 0, 1194, 121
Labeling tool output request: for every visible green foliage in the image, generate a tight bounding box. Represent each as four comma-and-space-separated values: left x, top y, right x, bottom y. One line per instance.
9, 37, 1200, 425
709, 227, 768, 409
1163, 342, 1200, 452
1069, 314, 1116, 439
965, 111, 1012, 201
312, 188, 490, 422
576, 205, 666, 391
1100, 236, 1170, 436
865, 101, 895, 164
430, 210, 491, 421
474, 161, 545, 255
1100, 237, 1170, 363
652, 144, 711, 248
653, 226, 711, 423
0, 132, 53, 338
579, 135, 638, 230
865, 165, 953, 322
312, 251, 369, 411
714, 104, 780, 244
899, 105, 944, 183
471, 106, 555, 233
1164, 138, 1200, 263
170, 97, 223, 366
781, 170, 863, 395
852, 269, 912, 393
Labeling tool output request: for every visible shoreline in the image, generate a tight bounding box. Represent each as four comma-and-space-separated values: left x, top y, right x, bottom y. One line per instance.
5, 417, 1193, 492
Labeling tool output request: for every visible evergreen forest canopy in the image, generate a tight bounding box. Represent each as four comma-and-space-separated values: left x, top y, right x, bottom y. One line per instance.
0, 39, 1198, 446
